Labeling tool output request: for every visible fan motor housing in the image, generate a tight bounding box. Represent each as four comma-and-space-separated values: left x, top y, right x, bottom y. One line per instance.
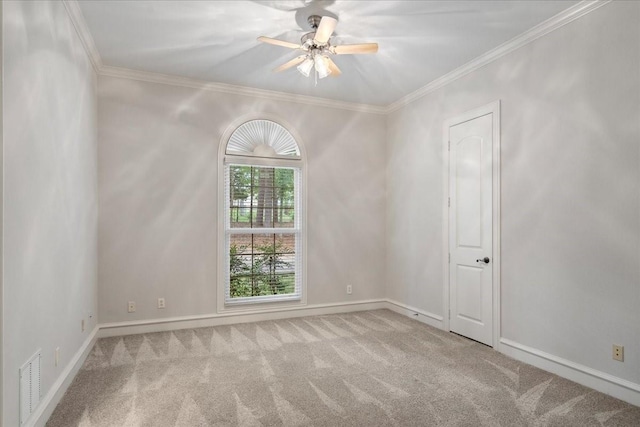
301, 31, 331, 49
307, 15, 322, 29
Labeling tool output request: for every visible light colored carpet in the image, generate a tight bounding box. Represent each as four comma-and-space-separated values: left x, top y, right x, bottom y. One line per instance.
47, 309, 640, 426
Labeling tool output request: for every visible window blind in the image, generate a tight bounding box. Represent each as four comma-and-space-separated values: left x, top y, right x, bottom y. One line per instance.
224, 164, 302, 304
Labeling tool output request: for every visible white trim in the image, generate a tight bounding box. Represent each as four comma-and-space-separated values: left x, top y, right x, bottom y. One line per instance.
225, 155, 302, 169
61, 0, 103, 72
61, 0, 607, 114
442, 100, 501, 349
442, 117, 451, 334
385, 299, 444, 330
222, 227, 301, 236
61, 3, 385, 113
29, 326, 99, 427
99, 65, 387, 115
500, 338, 640, 407
98, 299, 387, 337
217, 114, 308, 314
31, 304, 640, 420
385, 0, 611, 113
492, 103, 501, 350
227, 153, 301, 161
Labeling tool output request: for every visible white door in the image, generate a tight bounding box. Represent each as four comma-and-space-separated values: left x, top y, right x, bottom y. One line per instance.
449, 113, 493, 346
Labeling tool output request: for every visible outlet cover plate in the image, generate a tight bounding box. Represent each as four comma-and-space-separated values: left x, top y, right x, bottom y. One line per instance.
613, 345, 624, 362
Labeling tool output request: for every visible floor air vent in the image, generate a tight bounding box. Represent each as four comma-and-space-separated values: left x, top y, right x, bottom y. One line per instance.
20, 350, 41, 425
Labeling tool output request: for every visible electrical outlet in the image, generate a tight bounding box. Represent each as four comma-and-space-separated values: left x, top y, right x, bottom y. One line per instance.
81, 318, 85, 332
158, 298, 166, 309
55, 347, 60, 367
128, 301, 136, 313
346, 285, 352, 295
613, 345, 624, 362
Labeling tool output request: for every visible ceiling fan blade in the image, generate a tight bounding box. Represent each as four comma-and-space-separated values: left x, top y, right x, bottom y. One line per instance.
273, 55, 307, 72
326, 57, 341, 77
313, 16, 337, 44
333, 43, 379, 55
257, 36, 301, 50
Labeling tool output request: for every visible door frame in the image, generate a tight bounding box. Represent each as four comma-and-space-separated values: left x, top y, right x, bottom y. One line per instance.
442, 100, 501, 349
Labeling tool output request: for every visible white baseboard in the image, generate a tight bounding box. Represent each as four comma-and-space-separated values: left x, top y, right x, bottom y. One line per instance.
500, 338, 640, 407
385, 299, 444, 329
30, 326, 99, 427
98, 299, 388, 337
33, 302, 640, 427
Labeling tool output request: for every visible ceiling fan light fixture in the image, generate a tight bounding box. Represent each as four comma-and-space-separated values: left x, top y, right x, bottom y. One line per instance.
259, 14, 379, 81
297, 57, 314, 77
314, 54, 331, 79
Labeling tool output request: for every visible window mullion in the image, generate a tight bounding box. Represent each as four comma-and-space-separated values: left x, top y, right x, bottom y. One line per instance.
225, 162, 301, 305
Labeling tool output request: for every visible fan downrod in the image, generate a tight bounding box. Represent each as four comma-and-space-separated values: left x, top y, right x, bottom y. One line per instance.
307, 15, 322, 30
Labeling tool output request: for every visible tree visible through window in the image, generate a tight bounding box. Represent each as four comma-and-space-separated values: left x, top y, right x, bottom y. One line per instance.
228, 166, 296, 298
222, 119, 303, 305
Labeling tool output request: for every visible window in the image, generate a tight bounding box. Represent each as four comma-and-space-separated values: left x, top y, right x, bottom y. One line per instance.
221, 120, 304, 306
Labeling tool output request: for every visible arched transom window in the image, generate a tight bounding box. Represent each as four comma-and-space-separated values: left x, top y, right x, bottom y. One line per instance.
221, 119, 304, 306
226, 119, 301, 158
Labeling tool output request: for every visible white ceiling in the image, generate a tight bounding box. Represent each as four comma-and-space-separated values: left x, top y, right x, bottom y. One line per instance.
77, 0, 578, 106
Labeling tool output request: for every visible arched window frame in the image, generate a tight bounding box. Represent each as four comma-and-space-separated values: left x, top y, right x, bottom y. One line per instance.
217, 115, 307, 312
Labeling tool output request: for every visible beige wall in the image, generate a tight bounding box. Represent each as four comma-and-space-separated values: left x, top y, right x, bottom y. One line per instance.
2, 2, 98, 426
3, 2, 640, 424
386, 1, 640, 385
97, 76, 387, 323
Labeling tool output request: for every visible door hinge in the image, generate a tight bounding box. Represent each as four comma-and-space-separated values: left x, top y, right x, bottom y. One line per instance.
448, 197, 450, 207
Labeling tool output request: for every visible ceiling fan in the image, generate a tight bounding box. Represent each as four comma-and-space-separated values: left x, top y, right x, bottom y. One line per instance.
258, 15, 378, 80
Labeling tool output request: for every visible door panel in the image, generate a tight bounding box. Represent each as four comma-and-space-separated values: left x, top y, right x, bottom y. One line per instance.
456, 265, 484, 323
456, 137, 483, 248
449, 113, 493, 346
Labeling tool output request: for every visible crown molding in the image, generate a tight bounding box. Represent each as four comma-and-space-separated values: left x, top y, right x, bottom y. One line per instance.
60, 0, 383, 114
385, 0, 611, 114
62, 0, 103, 72
61, 0, 385, 114
99, 65, 387, 114
61, 0, 607, 115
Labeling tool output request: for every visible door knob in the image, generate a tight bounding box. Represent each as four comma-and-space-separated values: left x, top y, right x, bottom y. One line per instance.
476, 257, 490, 264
